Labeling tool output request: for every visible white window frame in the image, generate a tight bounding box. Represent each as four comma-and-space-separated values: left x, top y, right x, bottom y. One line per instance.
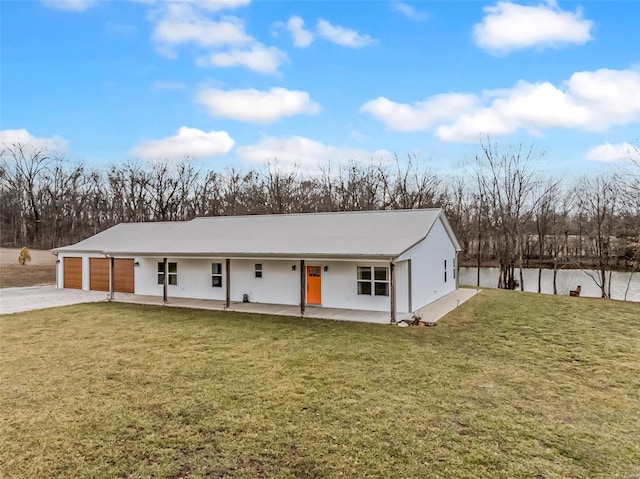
357, 266, 389, 296
255, 263, 263, 278
158, 262, 177, 286
212, 263, 223, 287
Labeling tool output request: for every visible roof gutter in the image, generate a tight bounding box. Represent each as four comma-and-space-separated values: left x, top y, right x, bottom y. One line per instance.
99, 251, 401, 260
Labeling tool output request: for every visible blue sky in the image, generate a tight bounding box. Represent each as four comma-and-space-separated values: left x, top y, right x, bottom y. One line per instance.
2, 0, 639, 175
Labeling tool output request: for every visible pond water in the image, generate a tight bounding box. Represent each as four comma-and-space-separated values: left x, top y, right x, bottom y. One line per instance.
459, 267, 640, 302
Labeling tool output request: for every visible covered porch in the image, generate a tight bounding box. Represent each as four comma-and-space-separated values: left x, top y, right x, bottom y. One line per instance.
109, 288, 478, 324
111, 293, 401, 324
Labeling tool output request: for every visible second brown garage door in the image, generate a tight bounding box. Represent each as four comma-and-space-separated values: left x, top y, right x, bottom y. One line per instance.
90, 258, 134, 293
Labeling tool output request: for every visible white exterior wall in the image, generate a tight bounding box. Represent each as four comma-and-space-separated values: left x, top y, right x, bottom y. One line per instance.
229, 259, 299, 305
315, 260, 391, 312
135, 257, 226, 300
129, 256, 393, 312
394, 260, 410, 314
398, 217, 457, 311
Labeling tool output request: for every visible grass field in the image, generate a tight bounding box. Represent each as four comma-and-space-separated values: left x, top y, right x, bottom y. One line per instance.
1, 290, 639, 478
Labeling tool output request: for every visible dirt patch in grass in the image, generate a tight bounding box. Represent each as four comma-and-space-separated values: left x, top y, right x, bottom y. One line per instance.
1, 290, 639, 478
0, 248, 56, 288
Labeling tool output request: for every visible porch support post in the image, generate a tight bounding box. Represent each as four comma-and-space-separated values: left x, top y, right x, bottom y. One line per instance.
163, 257, 168, 304
108, 256, 115, 301
300, 259, 305, 316
407, 259, 412, 313
225, 258, 231, 308
390, 261, 396, 324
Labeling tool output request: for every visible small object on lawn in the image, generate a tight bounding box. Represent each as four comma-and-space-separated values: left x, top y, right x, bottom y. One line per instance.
410, 312, 423, 326
397, 321, 409, 328
421, 321, 437, 327
17, 246, 31, 265
569, 285, 582, 297
242, 293, 249, 303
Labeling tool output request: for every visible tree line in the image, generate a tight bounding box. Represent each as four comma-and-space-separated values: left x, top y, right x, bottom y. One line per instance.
1, 139, 638, 297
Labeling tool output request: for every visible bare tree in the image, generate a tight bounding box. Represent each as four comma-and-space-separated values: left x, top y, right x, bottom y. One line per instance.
575, 175, 619, 298
0, 143, 51, 246
533, 180, 560, 292
619, 143, 640, 299
474, 138, 542, 290
380, 155, 442, 210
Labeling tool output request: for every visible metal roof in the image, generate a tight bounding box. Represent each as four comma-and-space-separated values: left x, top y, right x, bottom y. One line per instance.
53, 209, 461, 258
53, 222, 184, 253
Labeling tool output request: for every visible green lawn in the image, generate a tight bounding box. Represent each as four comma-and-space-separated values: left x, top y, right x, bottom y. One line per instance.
1, 290, 639, 479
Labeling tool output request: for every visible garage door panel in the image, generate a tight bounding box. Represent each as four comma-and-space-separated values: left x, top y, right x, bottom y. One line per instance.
89, 258, 134, 293
114, 259, 134, 293
90, 258, 109, 292
63, 257, 82, 290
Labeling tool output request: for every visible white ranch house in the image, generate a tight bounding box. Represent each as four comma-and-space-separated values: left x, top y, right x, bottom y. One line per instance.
53, 209, 461, 323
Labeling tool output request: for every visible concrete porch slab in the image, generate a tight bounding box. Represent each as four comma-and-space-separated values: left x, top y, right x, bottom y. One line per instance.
110, 288, 478, 324
411, 288, 479, 323
111, 293, 397, 324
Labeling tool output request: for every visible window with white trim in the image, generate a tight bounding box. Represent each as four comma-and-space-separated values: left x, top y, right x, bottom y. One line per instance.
357, 266, 389, 296
453, 257, 456, 280
255, 263, 263, 278
158, 262, 177, 285
212, 263, 222, 287
444, 259, 447, 283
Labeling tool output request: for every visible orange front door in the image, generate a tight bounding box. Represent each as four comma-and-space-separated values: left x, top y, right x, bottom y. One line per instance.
306, 266, 322, 305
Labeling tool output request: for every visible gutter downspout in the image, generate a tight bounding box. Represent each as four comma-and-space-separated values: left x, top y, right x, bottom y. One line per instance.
163, 257, 168, 305
390, 260, 396, 324
105, 254, 114, 301
300, 259, 306, 316
225, 258, 231, 309
455, 251, 460, 289
52, 252, 59, 289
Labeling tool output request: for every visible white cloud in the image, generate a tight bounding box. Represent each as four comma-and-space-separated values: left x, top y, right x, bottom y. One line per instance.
361, 68, 640, 142
316, 19, 375, 48
393, 2, 428, 21
42, 0, 97, 12
197, 87, 320, 122
585, 142, 640, 163
130, 127, 234, 160
473, 1, 593, 54
146, 1, 286, 73
436, 108, 513, 142
196, 43, 287, 74
237, 136, 392, 171
567, 69, 640, 129
360, 93, 479, 131
152, 4, 252, 57
287, 16, 313, 48
0, 129, 68, 152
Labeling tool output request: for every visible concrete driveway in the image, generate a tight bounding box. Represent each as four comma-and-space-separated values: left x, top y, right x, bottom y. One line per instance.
0, 286, 107, 315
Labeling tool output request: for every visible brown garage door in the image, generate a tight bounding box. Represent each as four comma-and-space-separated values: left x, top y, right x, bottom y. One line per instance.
114, 259, 134, 293
63, 257, 82, 289
89, 258, 134, 293
90, 258, 109, 292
